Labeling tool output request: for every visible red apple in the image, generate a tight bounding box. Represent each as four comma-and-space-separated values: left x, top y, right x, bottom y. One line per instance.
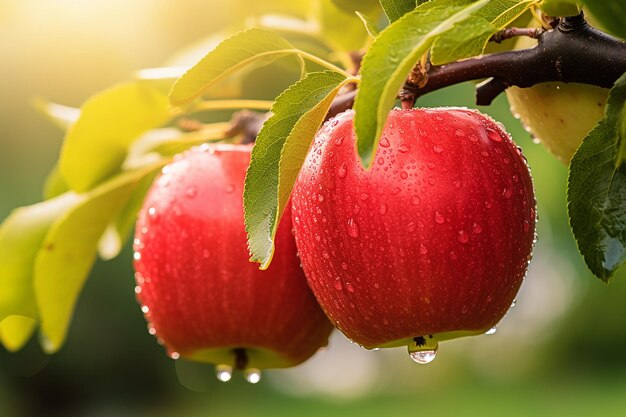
291, 108, 536, 362
133, 144, 333, 381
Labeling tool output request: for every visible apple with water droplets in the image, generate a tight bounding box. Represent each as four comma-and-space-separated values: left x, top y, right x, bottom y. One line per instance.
133, 144, 333, 382
291, 108, 536, 363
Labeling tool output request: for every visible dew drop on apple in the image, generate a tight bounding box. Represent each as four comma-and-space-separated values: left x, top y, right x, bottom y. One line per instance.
215, 364, 233, 382
334, 279, 343, 291
410, 195, 421, 205
400, 171, 408, 179
433, 144, 444, 154
378, 204, 388, 215
434, 212, 445, 224
379, 137, 390, 148
511, 299, 517, 308
398, 144, 410, 153
457, 230, 469, 244
346, 218, 360, 238
169, 351, 180, 360
226, 184, 235, 194
485, 327, 497, 335
245, 368, 262, 384
487, 128, 503, 142
472, 223, 483, 234
419, 244, 428, 255
337, 162, 347, 179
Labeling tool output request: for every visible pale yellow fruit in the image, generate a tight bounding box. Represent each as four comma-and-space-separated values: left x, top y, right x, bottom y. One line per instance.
507, 83, 608, 164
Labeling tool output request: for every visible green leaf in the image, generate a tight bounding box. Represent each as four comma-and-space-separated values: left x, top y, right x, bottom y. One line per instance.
584, 0, 626, 40
431, 0, 540, 65
0, 316, 37, 352
169, 28, 301, 106
59, 83, 170, 193
354, 0, 489, 167
333, 0, 380, 14
244, 71, 350, 269
568, 72, 626, 282
356, 11, 381, 37
0, 193, 81, 324
317, 1, 371, 51
539, 0, 582, 16
34, 162, 166, 353
380, 0, 417, 22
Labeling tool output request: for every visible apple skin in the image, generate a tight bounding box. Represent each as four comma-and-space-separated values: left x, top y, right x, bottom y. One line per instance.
291, 108, 536, 349
133, 144, 333, 369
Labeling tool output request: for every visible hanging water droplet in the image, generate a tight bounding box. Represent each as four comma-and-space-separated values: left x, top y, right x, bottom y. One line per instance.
133, 252, 142, 261
337, 162, 347, 179
148, 207, 158, 219
379, 137, 390, 148
408, 336, 438, 365
485, 327, 497, 335
511, 299, 517, 308
170, 351, 180, 360
134, 286, 142, 294
245, 368, 262, 384
141, 305, 150, 314
215, 364, 233, 382
148, 327, 157, 335
346, 218, 360, 238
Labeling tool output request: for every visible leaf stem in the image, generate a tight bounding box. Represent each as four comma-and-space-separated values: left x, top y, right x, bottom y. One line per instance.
191, 100, 275, 112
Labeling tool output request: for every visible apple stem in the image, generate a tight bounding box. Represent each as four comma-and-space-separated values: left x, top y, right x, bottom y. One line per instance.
233, 347, 249, 370
400, 12, 626, 107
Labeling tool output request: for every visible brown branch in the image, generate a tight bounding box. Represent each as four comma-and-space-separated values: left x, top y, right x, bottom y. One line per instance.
401, 13, 626, 106
489, 27, 543, 43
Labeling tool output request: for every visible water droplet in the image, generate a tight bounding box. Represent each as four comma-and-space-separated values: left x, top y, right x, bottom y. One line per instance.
398, 144, 410, 153
433, 144, 444, 154
337, 162, 347, 178
488, 129, 503, 142
215, 364, 233, 382
170, 351, 180, 360
455, 129, 466, 138
347, 218, 360, 238
434, 212, 445, 224
410, 195, 421, 205
485, 200, 493, 209
318, 194, 324, 202
457, 230, 469, 243
379, 204, 388, 215
141, 305, 150, 314
502, 187, 513, 199
346, 283, 355, 292
226, 184, 235, 194
472, 223, 483, 234
377, 157, 385, 165
341, 262, 348, 270
148, 327, 157, 335
428, 177, 435, 185
334, 279, 343, 290
400, 171, 408, 179
379, 137, 390, 148
391, 187, 401, 195
335, 135, 344, 146
524, 220, 531, 233
359, 193, 369, 201
133, 252, 142, 261
134, 286, 142, 294
485, 327, 497, 335
407, 222, 417, 232
469, 134, 478, 143
511, 299, 517, 308
408, 336, 438, 365
419, 244, 428, 255
245, 368, 262, 384
186, 187, 197, 199
148, 207, 158, 219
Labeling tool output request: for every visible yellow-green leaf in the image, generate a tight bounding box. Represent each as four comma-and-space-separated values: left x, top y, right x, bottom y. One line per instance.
59, 83, 170, 193
245, 71, 350, 269
0, 315, 37, 352
169, 28, 301, 106
0, 193, 81, 324
34, 162, 166, 353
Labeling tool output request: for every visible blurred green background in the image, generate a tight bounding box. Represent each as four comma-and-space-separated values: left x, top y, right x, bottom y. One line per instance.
2, 1, 626, 416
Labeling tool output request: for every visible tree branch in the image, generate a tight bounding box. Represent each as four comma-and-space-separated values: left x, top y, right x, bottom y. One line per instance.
401, 14, 626, 106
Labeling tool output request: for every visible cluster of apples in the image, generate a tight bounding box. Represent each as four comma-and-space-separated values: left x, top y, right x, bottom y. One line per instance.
133, 108, 536, 382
